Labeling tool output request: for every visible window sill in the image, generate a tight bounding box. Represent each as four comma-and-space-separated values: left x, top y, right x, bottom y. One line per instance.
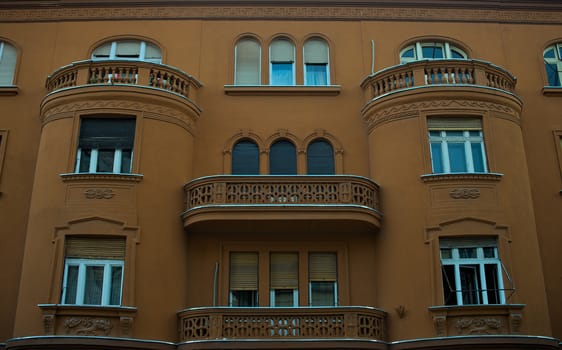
0, 86, 19, 96
60, 173, 143, 183
38, 304, 137, 337
542, 86, 562, 96
224, 85, 341, 96
420, 172, 503, 183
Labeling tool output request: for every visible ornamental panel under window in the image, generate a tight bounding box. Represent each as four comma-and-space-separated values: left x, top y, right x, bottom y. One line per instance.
75, 117, 136, 174
62, 236, 125, 306
400, 41, 468, 64
428, 118, 488, 174
440, 237, 507, 306
544, 43, 562, 87
92, 40, 161, 63
0, 41, 17, 85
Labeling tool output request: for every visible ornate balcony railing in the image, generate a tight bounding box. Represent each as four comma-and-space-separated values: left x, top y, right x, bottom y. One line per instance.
177, 307, 386, 342
361, 59, 517, 102
45, 59, 202, 101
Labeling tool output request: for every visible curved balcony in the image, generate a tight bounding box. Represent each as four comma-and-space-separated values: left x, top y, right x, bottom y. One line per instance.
177, 306, 387, 342
182, 175, 382, 230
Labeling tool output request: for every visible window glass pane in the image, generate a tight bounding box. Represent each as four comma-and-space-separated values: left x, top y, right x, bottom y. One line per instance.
64, 265, 79, 304
110, 266, 123, 305
544, 47, 556, 59
84, 266, 104, 304
471, 142, 486, 172
271, 63, 293, 85
305, 64, 328, 86
483, 247, 496, 258
460, 265, 480, 304
447, 143, 467, 172
0, 42, 17, 85
97, 149, 115, 172
274, 289, 295, 307
232, 140, 259, 175
307, 140, 334, 174
441, 265, 457, 305
440, 248, 452, 259
545, 63, 561, 86
451, 48, 465, 59
120, 149, 133, 173
231, 290, 258, 307
269, 140, 297, 175
401, 47, 415, 59
430, 142, 443, 173
459, 248, 477, 258
310, 281, 335, 306
79, 149, 92, 173
484, 264, 500, 304
422, 45, 444, 59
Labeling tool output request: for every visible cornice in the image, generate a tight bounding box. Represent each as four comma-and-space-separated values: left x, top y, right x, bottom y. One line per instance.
1, 2, 562, 24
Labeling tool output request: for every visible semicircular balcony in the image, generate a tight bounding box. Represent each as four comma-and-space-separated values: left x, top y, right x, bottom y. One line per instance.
182, 175, 382, 232
360, 59, 521, 127
41, 59, 202, 121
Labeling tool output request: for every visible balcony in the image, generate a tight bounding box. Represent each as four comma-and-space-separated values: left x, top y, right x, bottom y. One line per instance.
41, 60, 202, 125
177, 306, 386, 342
182, 175, 381, 230
360, 59, 522, 130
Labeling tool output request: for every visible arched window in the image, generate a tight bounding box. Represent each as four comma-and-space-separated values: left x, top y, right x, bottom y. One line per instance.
270, 38, 295, 85
400, 41, 467, 64
307, 139, 335, 175
269, 139, 297, 175
92, 40, 161, 63
544, 43, 562, 86
232, 140, 260, 175
235, 38, 261, 85
0, 41, 17, 85
304, 38, 330, 86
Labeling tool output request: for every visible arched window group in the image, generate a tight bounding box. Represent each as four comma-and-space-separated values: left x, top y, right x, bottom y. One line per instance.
231, 138, 335, 175
400, 41, 468, 64
92, 39, 162, 63
234, 36, 330, 86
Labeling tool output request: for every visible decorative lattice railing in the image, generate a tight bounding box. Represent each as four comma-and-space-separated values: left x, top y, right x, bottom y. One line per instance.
45, 59, 202, 101
361, 59, 517, 101
183, 175, 380, 212
178, 307, 386, 341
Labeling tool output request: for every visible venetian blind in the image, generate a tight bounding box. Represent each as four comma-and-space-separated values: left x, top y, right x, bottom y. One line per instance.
270, 253, 298, 289
307, 139, 335, 175
78, 117, 135, 148
116, 41, 140, 57
427, 117, 482, 130
269, 140, 297, 175
230, 252, 258, 290
232, 140, 260, 175
309, 253, 337, 281
65, 236, 126, 260
304, 39, 329, 64
235, 39, 260, 85
270, 39, 294, 63
92, 42, 111, 58
439, 236, 497, 249
0, 42, 17, 85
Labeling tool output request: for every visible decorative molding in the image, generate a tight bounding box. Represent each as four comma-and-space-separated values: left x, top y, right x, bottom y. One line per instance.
0, 86, 18, 96
120, 316, 134, 337
433, 315, 447, 337
449, 188, 481, 199
364, 99, 519, 131
455, 317, 502, 335
60, 173, 143, 182
64, 317, 112, 336
224, 85, 340, 96
84, 188, 115, 199
43, 314, 55, 335
421, 172, 503, 183
2, 5, 562, 24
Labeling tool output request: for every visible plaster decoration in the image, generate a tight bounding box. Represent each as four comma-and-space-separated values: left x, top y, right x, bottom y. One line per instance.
61, 173, 143, 182
433, 315, 447, 336
455, 317, 503, 335
64, 317, 112, 336
449, 188, 481, 199
510, 313, 522, 333
120, 316, 134, 337
43, 314, 55, 335
84, 188, 115, 199
364, 99, 519, 131
2, 6, 562, 24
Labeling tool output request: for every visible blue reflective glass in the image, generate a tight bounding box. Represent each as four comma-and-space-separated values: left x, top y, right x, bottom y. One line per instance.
270, 140, 297, 175
448, 143, 467, 172
430, 142, 443, 173
422, 45, 444, 59
544, 48, 556, 58
471, 142, 485, 172
402, 48, 415, 58
271, 63, 293, 85
451, 49, 464, 59
305, 64, 328, 86
546, 63, 561, 86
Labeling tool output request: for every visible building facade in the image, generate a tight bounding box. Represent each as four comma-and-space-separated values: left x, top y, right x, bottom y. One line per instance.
0, 1, 561, 350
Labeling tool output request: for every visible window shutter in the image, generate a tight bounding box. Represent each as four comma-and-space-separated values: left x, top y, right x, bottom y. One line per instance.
65, 236, 126, 260
269, 139, 297, 175
0, 42, 17, 85
307, 139, 335, 175
304, 39, 329, 64
92, 42, 111, 59
439, 237, 497, 249
235, 39, 260, 85
427, 117, 482, 130
232, 140, 260, 175
145, 43, 161, 60
79, 118, 136, 149
270, 39, 294, 63
230, 252, 258, 290
270, 253, 298, 289
309, 253, 337, 281
116, 41, 140, 56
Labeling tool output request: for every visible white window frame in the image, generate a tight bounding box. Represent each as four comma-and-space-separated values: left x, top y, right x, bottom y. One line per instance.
270, 289, 299, 307
308, 281, 338, 306
429, 130, 488, 173
440, 246, 506, 306
400, 41, 468, 63
303, 39, 330, 86
92, 40, 161, 64
269, 39, 296, 86
61, 258, 124, 306
75, 147, 132, 174
544, 43, 562, 87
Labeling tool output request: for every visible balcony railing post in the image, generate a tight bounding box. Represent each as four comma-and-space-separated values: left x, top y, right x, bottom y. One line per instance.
209, 313, 221, 339
412, 65, 426, 87
137, 66, 151, 86
344, 312, 358, 338
473, 65, 488, 87
76, 66, 90, 86
339, 182, 351, 203
214, 182, 226, 203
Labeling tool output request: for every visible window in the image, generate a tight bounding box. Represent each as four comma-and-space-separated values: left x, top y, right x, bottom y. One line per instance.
229, 252, 259, 307
92, 40, 161, 63
75, 117, 136, 174
544, 43, 562, 86
232, 139, 260, 175
400, 41, 467, 63
228, 250, 338, 307
304, 38, 329, 86
307, 139, 335, 175
428, 118, 487, 173
270, 38, 295, 85
235, 38, 261, 85
269, 139, 297, 175
0, 41, 17, 85
440, 237, 506, 306
61, 237, 125, 306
